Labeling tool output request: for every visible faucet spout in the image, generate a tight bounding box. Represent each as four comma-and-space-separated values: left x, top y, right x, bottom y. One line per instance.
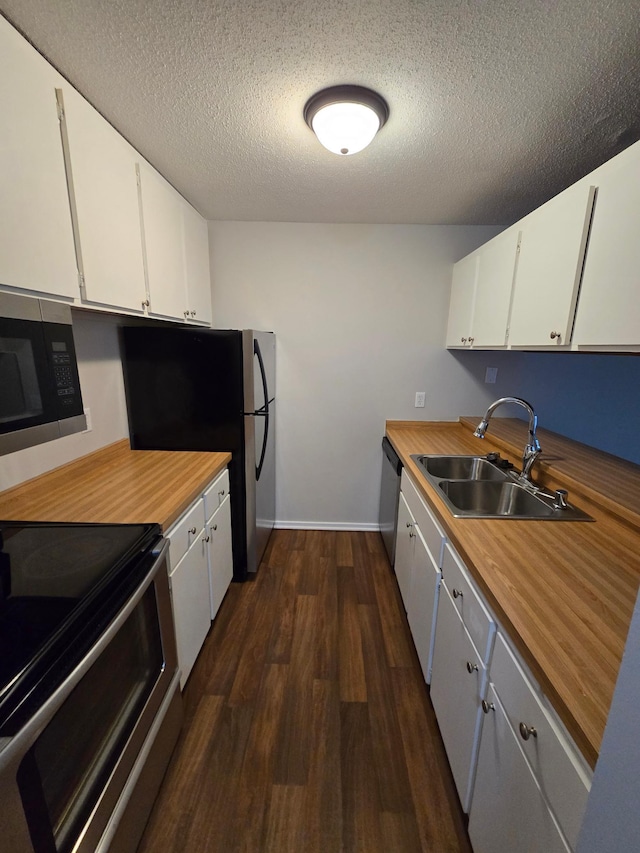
474, 397, 541, 483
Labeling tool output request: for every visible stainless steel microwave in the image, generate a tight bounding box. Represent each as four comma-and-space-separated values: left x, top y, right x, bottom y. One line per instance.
0, 293, 86, 456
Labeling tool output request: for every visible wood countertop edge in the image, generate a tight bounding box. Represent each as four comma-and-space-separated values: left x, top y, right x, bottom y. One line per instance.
0, 440, 232, 533
386, 420, 640, 769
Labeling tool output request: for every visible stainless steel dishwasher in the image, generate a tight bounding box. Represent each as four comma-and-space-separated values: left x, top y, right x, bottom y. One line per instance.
379, 437, 402, 567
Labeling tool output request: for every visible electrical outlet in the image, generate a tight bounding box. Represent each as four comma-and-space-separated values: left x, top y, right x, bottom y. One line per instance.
415, 391, 426, 408
485, 367, 498, 384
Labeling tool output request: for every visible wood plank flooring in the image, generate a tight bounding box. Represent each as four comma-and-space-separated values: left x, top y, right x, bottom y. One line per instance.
138, 530, 472, 853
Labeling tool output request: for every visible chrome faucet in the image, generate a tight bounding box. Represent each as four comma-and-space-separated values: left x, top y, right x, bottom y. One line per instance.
474, 397, 542, 484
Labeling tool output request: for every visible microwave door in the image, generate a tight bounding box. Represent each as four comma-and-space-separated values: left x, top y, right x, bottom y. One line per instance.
0, 332, 47, 427
0, 352, 29, 422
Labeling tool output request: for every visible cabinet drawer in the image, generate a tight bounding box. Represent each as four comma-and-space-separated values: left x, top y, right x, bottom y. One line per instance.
204, 468, 230, 520
442, 543, 495, 664
401, 470, 445, 568
490, 632, 591, 849
167, 499, 205, 569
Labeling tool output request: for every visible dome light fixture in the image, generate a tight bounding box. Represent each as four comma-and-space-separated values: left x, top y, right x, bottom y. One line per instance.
304, 85, 389, 156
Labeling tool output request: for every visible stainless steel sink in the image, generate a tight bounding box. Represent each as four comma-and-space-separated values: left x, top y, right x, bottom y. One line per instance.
439, 479, 556, 518
416, 454, 509, 482
410, 454, 592, 521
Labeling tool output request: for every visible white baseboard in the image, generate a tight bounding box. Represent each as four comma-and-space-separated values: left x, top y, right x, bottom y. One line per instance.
274, 520, 380, 532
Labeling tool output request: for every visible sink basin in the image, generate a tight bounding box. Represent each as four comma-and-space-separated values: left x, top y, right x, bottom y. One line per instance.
415, 454, 509, 482
439, 479, 555, 519
409, 453, 592, 521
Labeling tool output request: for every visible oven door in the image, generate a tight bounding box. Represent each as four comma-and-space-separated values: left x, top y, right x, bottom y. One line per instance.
0, 540, 180, 853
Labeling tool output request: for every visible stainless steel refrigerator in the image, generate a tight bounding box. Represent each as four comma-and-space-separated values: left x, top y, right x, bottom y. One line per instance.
121, 326, 275, 580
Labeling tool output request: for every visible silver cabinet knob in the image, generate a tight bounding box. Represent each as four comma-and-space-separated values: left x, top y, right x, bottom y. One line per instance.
190, 310, 196, 317
481, 700, 495, 714
550, 331, 561, 340
184, 310, 190, 318
218, 489, 226, 497
452, 588, 463, 599
468, 336, 474, 344
461, 337, 467, 344
406, 521, 412, 528
466, 661, 479, 674
142, 298, 150, 308
211, 524, 218, 532
519, 722, 537, 741
188, 526, 197, 535
202, 535, 210, 543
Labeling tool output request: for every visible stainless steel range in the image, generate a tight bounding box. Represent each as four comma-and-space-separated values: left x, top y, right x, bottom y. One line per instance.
0, 521, 182, 853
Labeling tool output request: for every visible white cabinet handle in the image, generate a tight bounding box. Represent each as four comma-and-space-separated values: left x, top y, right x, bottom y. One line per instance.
519, 722, 537, 741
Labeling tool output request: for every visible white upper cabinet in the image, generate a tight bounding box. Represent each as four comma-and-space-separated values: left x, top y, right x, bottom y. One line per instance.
446, 253, 478, 347
472, 227, 520, 348
0, 17, 77, 298
137, 162, 187, 320
138, 163, 211, 324
57, 85, 147, 313
572, 144, 640, 349
182, 201, 212, 325
508, 183, 595, 348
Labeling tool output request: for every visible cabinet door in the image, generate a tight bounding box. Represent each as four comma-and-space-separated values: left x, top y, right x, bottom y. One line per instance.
430, 584, 485, 811
472, 227, 520, 347
573, 145, 640, 348
0, 17, 77, 298
182, 202, 212, 325
137, 162, 187, 320
446, 252, 478, 347
59, 85, 147, 312
394, 491, 415, 610
508, 183, 595, 347
207, 494, 233, 620
168, 533, 211, 688
406, 527, 441, 684
468, 686, 570, 853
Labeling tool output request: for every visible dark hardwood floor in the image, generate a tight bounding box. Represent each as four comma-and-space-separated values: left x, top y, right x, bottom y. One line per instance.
138, 530, 472, 852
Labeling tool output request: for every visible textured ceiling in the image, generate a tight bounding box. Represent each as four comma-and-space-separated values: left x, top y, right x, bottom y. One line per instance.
2, 0, 639, 225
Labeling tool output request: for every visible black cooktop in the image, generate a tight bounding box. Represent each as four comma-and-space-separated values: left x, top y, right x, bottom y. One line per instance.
0, 521, 162, 731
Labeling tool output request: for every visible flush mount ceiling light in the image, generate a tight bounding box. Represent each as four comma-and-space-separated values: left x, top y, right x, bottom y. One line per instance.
304, 85, 389, 156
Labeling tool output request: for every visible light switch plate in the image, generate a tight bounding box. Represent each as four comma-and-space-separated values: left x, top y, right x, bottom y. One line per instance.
485, 367, 498, 384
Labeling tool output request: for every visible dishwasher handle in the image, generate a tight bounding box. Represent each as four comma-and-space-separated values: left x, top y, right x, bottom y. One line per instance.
382, 436, 402, 475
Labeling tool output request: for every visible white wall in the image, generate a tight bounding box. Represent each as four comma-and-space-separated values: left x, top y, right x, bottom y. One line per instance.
0, 310, 129, 490
577, 586, 640, 853
209, 221, 507, 528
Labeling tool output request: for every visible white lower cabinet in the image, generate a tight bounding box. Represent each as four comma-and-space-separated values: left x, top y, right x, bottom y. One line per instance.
430, 583, 486, 812
394, 470, 445, 684
468, 684, 570, 853
166, 467, 233, 688
168, 521, 211, 689
207, 493, 233, 620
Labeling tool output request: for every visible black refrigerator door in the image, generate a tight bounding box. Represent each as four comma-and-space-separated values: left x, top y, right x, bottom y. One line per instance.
121, 327, 244, 452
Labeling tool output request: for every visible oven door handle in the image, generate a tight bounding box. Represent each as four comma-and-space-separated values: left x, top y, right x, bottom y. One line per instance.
0, 539, 171, 770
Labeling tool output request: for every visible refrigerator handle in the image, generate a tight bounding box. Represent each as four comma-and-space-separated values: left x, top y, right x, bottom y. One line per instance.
254, 339, 270, 481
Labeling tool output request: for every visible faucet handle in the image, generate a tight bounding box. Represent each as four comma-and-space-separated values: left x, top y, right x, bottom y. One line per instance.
553, 489, 569, 510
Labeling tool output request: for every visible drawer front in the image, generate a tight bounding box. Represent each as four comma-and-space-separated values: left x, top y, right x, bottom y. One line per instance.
204, 468, 230, 520
490, 632, 591, 849
167, 498, 205, 569
442, 543, 495, 664
401, 470, 445, 568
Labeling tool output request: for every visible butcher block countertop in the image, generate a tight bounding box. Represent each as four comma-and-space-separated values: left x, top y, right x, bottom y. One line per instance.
0, 439, 231, 532
386, 418, 640, 769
